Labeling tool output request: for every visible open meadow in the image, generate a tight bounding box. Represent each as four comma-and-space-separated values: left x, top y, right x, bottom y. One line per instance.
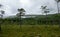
0, 25, 60, 37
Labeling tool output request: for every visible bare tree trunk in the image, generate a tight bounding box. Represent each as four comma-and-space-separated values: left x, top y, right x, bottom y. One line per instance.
57, 2, 59, 14
0, 24, 1, 31
56, 2, 60, 27
0, 18, 2, 36
0, 15, 3, 32
0, 19, 1, 31
19, 12, 22, 32
46, 13, 47, 25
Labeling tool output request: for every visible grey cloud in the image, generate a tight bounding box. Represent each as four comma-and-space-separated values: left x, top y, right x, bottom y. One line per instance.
0, 0, 59, 17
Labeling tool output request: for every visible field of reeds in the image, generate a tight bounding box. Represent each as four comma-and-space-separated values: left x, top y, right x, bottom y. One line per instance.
0, 25, 60, 37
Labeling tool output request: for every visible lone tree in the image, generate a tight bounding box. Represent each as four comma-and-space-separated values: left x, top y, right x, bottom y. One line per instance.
17, 8, 25, 17
55, 0, 60, 25
55, 0, 60, 14
41, 6, 50, 24
17, 8, 25, 31
0, 10, 5, 31
0, 4, 5, 31
41, 6, 50, 17
0, 4, 2, 31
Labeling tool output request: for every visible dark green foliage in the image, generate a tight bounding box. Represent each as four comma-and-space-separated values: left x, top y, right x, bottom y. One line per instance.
0, 14, 60, 25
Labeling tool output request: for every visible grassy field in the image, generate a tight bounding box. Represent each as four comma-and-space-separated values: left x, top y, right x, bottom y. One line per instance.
1, 25, 60, 37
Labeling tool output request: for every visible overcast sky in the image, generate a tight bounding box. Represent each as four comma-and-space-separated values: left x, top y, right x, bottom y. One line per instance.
0, 0, 59, 17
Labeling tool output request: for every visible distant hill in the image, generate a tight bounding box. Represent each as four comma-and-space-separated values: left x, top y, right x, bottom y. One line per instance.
4, 13, 60, 19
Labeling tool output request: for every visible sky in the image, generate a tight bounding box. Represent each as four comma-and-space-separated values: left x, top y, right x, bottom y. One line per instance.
0, 0, 59, 17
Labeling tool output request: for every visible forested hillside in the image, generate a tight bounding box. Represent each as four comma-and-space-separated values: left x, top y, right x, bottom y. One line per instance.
0, 13, 60, 25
